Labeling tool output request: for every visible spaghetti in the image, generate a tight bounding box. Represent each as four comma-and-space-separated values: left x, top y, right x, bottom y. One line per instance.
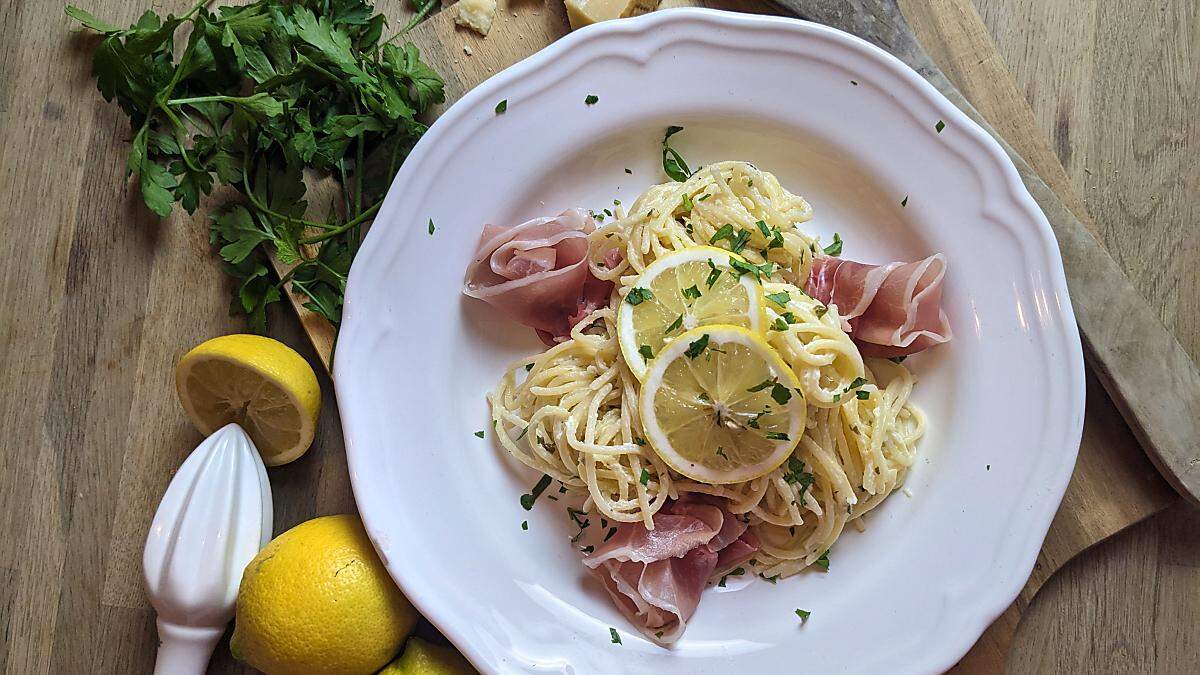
488, 161, 925, 579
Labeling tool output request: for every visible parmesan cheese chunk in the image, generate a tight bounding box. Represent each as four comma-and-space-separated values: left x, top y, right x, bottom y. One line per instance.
456, 0, 497, 36
565, 0, 661, 30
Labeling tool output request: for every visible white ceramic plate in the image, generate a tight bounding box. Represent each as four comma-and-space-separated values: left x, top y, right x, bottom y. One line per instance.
336, 9, 1085, 674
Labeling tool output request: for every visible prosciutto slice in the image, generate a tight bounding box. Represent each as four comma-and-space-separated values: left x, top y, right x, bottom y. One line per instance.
463, 209, 616, 343
583, 499, 759, 643
805, 253, 951, 358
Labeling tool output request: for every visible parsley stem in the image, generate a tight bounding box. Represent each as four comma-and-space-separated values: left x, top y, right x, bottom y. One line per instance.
241, 148, 338, 231
299, 201, 382, 244
398, 0, 439, 36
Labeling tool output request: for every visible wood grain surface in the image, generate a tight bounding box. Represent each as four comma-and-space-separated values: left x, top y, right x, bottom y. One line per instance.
0, 0, 1195, 673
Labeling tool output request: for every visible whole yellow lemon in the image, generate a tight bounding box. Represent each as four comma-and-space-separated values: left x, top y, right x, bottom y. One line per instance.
231, 515, 417, 674
379, 637, 477, 674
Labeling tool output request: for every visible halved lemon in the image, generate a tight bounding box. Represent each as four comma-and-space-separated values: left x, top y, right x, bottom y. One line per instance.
617, 246, 765, 380
638, 325, 806, 483
175, 334, 321, 466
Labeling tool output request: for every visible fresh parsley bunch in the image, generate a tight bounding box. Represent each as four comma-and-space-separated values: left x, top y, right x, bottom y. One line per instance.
67, 0, 445, 329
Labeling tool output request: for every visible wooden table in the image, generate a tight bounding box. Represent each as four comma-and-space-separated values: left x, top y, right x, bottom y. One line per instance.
0, 0, 1195, 672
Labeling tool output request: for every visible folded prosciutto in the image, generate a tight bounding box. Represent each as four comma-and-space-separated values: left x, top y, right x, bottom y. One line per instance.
583, 498, 758, 643
805, 253, 951, 358
463, 209, 616, 344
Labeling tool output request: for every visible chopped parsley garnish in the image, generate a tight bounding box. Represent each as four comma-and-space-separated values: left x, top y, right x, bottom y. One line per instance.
634, 437, 647, 446
427, 219, 436, 235
655, 631, 664, 639
625, 287, 653, 305
639, 344, 654, 360
795, 608, 811, 622
521, 520, 528, 530
705, 259, 722, 287
682, 285, 702, 301
822, 232, 843, 256
515, 426, 529, 440
815, 549, 830, 571
524, 363, 534, 371
697, 193, 711, 201
814, 305, 828, 319
935, 119, 945, 133
520, 474, 552, 510
851, 79, 859, 85
685, 334, 710, 359
610, 627, 622, 644
495, 99, 507, 114
847, 377, 868, 390
709, 223, 735, 246
729, 229, 752, 253
756, 220, 772, 238
901, 195, 909, 207
748, 379, 776, 393
679, 192, 694, 214
730, 258, 774, 281
856, 390, 870, 400
771, 383, 792, 405
771, 317, 789, 332
662, 126, 692, 182
567, 507, 590, 542
624, 168, 632, 174
665, 314, 684, 333
603, 527, 618, 542
580, 545, 594, 553
783, 458, 815, 499
474, 430, 485, 438
585, 94, 599, 105
728, 566, 746, 576
766, 292, 791, 307
715, 447, 729, 459
718, 575, 729, 587
760, 573, 780, 584
833, 393, 841, 402
779, 311, 797, 324
747, 410, 767, 428
640, 469, 651, 486
766, 431, 790, 441
890, 355, 907, 364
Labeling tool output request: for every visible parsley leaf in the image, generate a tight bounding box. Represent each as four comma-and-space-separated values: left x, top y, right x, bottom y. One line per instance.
610, 627, 622, 644
682, 285, 702, 301
495, 99, 507, 114
665, 314, 684, 333
585, 94, 599, 105
474, 430, 485, 438
766, 292, 790, 307
625, 287, 653, 305
639, 344, 654, 360
795, 608, 811, 622
771, 382, 792, 405
935, 120, 945, 133
685, 334, 710, 359
705, 259, 722, 287
815, 550, 830, 571
661, 125, 692, 181
766, 431, 790, 441
519, 474, 552, 510
639, 469, 650, 486
823, 233, 843, 256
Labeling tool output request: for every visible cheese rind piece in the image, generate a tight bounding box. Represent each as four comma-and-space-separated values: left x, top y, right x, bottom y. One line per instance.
456, 0, 497, 36
566, 0, 660, 30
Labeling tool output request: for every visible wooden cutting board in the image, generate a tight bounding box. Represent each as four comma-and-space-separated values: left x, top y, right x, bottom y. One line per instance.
275, 0, 1178, 669
46, 0, 1170, 672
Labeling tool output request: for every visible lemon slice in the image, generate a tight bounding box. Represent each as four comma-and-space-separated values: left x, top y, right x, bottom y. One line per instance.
639, 325, 806, 483
175, 334, 321, 466
617, 246, 764, 380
